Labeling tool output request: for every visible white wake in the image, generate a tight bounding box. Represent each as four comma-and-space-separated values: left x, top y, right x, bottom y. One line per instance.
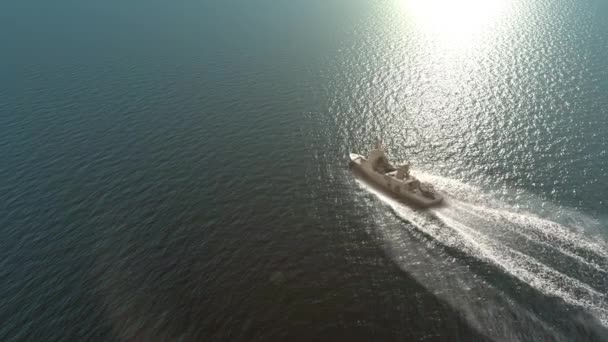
354, 171, 608, 331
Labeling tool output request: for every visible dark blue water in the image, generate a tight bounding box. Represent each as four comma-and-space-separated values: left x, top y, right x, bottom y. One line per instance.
1, 0, 608, 341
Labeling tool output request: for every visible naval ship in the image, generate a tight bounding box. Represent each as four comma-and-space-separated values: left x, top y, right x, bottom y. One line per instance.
350, 143, 443, 208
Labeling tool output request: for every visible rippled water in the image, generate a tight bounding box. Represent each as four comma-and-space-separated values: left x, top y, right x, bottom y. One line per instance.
1, 0, 607, 341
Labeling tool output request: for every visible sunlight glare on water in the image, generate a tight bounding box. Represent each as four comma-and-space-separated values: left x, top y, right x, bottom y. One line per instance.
397, 0, 509, 50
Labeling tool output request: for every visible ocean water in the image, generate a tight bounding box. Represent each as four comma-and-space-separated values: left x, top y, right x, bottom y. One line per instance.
1, 0, 608, 341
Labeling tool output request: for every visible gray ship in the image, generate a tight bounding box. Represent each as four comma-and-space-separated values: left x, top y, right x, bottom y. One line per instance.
350, 144, 443, 208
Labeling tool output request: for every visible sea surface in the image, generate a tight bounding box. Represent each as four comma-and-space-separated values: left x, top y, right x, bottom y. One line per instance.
1, 0, 608, 341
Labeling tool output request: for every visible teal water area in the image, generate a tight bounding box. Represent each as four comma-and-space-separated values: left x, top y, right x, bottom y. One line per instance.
1, 0, 608, 340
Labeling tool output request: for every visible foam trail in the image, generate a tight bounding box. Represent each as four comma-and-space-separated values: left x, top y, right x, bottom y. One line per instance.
444, 199, 608, 273
448, 199, 608, 259
354, 178, 570, 341
354, 172, 608, 326
434, 209, 607, 316
413, 170, 608, 260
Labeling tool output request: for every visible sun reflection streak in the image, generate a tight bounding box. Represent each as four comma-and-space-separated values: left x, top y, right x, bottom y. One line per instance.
399, 0, 507, 51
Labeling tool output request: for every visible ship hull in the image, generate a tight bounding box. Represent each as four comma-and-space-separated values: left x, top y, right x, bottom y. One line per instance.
349, 153, 443, 208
